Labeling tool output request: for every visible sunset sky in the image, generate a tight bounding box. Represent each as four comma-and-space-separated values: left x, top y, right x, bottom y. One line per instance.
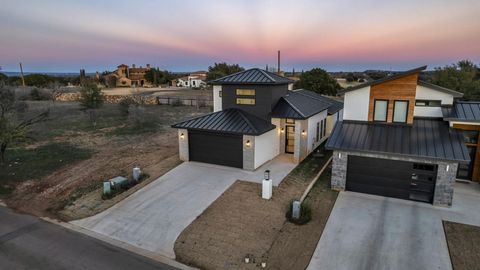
1, 0, 479, 73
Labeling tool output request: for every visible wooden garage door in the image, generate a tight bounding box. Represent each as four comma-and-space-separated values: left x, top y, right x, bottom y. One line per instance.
188, 131, 243, 168
346, 156, 437, 203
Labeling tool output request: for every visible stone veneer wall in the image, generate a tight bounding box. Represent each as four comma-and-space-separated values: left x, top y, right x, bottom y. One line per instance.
331, 150, 458, 207
243, 135, 255, 171
178, 129, 189, 161
55, 93, 158, 105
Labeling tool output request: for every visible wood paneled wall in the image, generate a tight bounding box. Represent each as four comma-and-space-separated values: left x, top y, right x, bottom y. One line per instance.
368, 74, 418, 124
453, 123, 480, 182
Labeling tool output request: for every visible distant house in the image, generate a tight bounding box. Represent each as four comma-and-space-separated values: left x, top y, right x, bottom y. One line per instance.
176, 71, 207, 88
172, 68, 343, 170
105, 64, 152, 87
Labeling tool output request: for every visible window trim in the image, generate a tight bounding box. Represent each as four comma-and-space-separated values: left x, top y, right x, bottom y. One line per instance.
236, 98, 255, 105
373, 99, 389, 122
392, 100, 409, 123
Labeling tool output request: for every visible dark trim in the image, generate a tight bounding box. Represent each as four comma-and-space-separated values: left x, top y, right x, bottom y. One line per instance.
373, 99, 389, 122
338, 66, 427, 94
392, 100, 409, 123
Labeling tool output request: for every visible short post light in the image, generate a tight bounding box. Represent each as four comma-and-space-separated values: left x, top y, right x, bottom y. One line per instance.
262, 170, 272, 200
264, 170, 270, 180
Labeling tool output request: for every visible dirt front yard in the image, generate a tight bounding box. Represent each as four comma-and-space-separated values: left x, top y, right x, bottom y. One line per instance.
0, 100, 210, 220
444, 221, 480, 270
174, 150, 338, 270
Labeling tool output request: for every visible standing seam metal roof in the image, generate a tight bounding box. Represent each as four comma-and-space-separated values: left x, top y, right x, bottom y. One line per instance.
325, 119, 470, 163
171, 108, 275, 135
209, 68, 294, 85
442, 101, 480, 122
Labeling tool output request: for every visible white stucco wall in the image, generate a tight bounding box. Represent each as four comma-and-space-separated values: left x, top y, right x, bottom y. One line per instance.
213, 85, 222, 112
254, 128, 280, 168
307, 110, 328, 153
414, 85, 455, 118
343, 86, 370, 121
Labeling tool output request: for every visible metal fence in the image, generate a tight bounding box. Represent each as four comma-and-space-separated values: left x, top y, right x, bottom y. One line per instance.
156, 96, 213, 107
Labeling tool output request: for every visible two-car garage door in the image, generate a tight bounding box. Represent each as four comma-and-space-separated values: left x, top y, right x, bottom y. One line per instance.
346, 156, 437, 203
188, 130, 243, 168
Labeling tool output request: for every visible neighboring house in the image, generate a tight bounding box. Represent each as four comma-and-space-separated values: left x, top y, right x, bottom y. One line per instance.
443, 101, 480, 182
172, 68, 343, 170
105, 64, 152, 87
326, 66, 469, 207
176, 71, 207, 88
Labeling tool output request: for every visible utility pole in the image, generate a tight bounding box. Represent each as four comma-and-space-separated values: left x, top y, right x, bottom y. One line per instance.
19, 62, 26, 86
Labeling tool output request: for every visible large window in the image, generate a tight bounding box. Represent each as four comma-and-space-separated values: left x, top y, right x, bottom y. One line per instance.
373, 100, 388, 122
393, 100, 408, 123
415, 100, 441, 107
463, 130, 479, 144
236, 89, 256, 96
236, 98, 255, 105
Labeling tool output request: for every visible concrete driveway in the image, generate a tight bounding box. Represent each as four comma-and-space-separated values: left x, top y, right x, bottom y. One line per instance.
307, 182, 480, 270
72, 155, 295, 258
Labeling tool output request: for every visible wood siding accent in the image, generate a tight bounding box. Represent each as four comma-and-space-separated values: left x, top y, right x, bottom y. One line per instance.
453, 123, 480, 182
368, 74, 418, 124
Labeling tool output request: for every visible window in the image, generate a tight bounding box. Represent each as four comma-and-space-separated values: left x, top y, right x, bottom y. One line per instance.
393, 100, 409, 123
316, 122, 320, 142
236, 98, 255, 105
415, 100, 441, 107
320, 120, 324, 139
373, 100, 388, 122
323, 119, 327, 137
236, 89, 256, 96
463, 130, 479, 144
286, 118, 295, 124
219, 90, 222, 97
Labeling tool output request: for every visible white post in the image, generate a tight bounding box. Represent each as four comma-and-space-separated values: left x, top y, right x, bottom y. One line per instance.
262, 170, 272, 200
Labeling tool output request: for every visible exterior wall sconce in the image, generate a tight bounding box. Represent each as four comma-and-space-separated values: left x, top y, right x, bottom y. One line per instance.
302, 130, 306, 136
446, 165, 450, 172
180, 133, 185, 140
245, 140, 251, 148
280, 128, 285, 133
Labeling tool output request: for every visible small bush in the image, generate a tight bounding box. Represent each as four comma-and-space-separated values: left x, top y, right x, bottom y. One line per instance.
286, 200, 312, 225
118, 97, 138, 116
30, 88, 51, 100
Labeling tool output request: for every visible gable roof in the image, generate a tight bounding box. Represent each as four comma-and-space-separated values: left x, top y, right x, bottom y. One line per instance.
271, 90, 332, 119
338, 66, 427, 94
417, 80, 463, 97
171, 108, 275, 135
209, 68, 294, 85
293, 89, 344, 114
443, 101, 480, 122
326, 119, 470, 163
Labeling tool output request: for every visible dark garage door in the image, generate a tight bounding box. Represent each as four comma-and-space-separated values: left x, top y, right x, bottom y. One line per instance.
188, 131, 243, 168
346, 156, 437, 203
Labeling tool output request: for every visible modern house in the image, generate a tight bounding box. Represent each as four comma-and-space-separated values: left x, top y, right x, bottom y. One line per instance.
176, 71, 207, 88
172, 68, 343, 170
326, 66, 470, 207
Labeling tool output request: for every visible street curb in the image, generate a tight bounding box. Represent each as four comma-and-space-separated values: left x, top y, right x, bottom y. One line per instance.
41, 217, 198, 270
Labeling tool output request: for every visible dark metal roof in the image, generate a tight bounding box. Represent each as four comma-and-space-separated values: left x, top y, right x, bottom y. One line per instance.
271, 90, 331, 119
326, 119, 470, 163
209, 68, 294, 85
443, 101, 480, 122
418, 81, 463, 97
338, 66, 427, 94
171, 108, 275, 135
293, 89, 344, 114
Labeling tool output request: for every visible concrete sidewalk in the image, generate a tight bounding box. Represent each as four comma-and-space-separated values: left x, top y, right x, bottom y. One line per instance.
72, 155, 296, 258
307, 182, 480, 270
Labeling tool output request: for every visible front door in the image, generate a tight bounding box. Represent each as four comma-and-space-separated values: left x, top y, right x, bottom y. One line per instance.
457, 146, 476, 180
285, 126, 295, 154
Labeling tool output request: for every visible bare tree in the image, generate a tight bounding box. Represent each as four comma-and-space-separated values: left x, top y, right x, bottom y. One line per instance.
0, 87, 49, 164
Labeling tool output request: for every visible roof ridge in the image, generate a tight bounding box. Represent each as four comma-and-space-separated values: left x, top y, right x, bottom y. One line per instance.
257, 69, 276, 83
237, 109, 259, 133
208, 68, 252, 83
282, 95, 307, 118
171, 109, 222, 126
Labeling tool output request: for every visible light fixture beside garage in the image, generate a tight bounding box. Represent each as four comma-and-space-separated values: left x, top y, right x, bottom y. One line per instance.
180, 133, 185, 140
245, 140, 251, 148
280, 128, 285, 133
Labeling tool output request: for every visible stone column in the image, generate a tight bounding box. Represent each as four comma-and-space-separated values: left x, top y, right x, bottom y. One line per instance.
433, 162, 458, 207
243, 135, 255, 171
178, 129, 189, 161
331, 151, 348, 191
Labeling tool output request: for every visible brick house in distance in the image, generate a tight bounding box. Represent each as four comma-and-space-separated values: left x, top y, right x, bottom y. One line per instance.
105, 64, 152, 87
